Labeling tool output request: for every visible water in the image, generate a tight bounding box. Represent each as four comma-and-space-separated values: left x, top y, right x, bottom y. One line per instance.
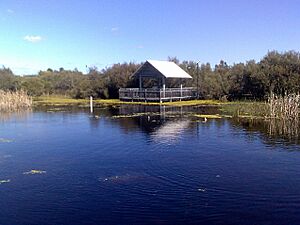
1, 106, 300, 225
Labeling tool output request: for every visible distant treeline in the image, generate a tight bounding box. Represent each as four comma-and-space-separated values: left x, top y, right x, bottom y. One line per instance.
1, 50, 300, 100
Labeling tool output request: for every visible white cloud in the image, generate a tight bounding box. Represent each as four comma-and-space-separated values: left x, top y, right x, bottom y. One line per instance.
111, 27, 119, 32
23, 35, 43, 43
137, 45, 144, 49
7, 9, 14, 14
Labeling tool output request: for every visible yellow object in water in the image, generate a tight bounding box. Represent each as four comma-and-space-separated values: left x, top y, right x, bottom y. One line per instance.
193, 114, 222, 119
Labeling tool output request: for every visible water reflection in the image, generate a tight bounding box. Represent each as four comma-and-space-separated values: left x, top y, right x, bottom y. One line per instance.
0, 110, 32, 123
115, 105, 300, 146
231, 118, 300, 146
150, 119, 191, 143
112, 105, 198, 144
3, 105, 300, 147
268, 119, 299, 140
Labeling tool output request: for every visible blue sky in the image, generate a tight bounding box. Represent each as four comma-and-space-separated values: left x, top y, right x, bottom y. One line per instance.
1, 0, 300, 75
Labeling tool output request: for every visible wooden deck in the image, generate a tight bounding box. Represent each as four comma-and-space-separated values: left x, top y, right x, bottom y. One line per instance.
119, 88, 195, 102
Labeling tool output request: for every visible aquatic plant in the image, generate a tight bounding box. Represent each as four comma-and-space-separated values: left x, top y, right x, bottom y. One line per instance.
23, 170, 46, 175
192, 114, 222, 119
0, 90, 32, 111
268, 118, 299, 141
220, 101, 269, 118
268, 93, 300, 119
34, 96, 223, 107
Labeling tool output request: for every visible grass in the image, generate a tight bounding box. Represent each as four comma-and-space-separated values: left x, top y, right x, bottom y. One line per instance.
220, 101, 269, 119
268, 93, 300, 119
190, 101, 269, 119
34, 96, 279, 120
33, 96, 88, 107
0, 90, 32, 111
33, 96, 223, 107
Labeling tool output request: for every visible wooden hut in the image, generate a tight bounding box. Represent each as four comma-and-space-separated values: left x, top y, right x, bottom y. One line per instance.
119, 60, 194, 102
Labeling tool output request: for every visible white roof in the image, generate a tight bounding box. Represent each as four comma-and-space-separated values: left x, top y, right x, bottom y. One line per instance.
146, 60, 192, 79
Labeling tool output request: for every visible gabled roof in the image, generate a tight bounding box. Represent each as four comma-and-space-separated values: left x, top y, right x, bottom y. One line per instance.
133, 60, 192, 79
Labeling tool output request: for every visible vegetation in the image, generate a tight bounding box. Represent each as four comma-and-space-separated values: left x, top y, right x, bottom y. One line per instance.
181, 50, 300, 100
1, 50, 300, 101
220, 101, 269, 118
268, 93, 300, 119
33, 96, 223, 107
0, 90, 32, 111
193, 114, 222, 119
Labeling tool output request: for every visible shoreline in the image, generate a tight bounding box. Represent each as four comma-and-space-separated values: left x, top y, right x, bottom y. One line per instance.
33, 96, 224, 107
33, 96, 270, 119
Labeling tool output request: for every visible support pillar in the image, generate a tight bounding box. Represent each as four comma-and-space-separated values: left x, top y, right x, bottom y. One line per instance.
162, 77, 166, 99
180, 83, 183, 101
139, 75, 142, 90
90, 96, 93, 113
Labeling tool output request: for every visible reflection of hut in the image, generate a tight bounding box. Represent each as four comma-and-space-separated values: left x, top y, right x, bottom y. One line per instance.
119, 60, 194, 102
151, 120, 191, 143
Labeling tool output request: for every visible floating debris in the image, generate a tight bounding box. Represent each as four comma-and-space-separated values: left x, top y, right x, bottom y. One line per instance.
23, 170, 46, 175
198, 188, 206, 192
221, 115, 233, 118
46, 108, 66, 112
0, 138, 13, 143
112, 113, 161, 119
193, 114, 222, 119
0, 179, 10, 184
112, 113, 147, 118
100, 174, 144, 183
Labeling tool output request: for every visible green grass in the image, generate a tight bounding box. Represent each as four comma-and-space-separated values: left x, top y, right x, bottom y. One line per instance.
33, 96, 223, 107
33, 96, 89, 107
33, 96, 271, 119
220, 101, 269, 118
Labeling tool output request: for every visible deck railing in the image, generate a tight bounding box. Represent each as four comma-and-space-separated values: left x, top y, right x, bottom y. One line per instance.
119, 87, 195, 102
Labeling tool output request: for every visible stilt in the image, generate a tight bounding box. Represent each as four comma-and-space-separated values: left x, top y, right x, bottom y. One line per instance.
90, 96, 93, 113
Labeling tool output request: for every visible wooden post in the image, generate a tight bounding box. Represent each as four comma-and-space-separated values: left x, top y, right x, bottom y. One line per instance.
180, 84, 183, 101
90, 96, 93, 113
139, 75, 142, 90
131, 89, 134, 102
159, 90, 162, 103
160, 105, 166, 121
162, 77, 166, 99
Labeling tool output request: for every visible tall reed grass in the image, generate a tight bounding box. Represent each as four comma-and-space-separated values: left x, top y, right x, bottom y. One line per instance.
0, 90, 32, 111
268, 118, 299, 141
268, 93, 300, 119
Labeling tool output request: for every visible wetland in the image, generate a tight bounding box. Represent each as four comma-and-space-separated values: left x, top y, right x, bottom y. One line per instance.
1, 105, 300, 225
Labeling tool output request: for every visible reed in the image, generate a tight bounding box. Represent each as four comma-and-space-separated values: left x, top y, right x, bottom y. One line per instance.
268, 93, 300, 119
0, 90, 32, 111
220, 101, 269, 118
268, 118, 299, 141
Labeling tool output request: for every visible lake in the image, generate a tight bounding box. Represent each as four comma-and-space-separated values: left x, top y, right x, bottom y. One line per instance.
0, 105, 300, 225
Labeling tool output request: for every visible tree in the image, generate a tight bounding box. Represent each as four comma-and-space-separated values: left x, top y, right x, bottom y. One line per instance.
0, 67, 19, 91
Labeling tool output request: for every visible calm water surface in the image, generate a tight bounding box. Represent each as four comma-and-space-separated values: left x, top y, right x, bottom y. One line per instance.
0, 106, 300, 225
